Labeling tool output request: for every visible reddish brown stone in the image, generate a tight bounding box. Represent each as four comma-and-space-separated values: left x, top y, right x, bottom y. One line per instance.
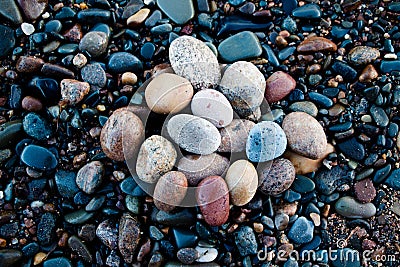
196, 176, 229, 226
265, 71, 296, 103
297, 36, 337, 54
359, 64, 378, 83
64, 24, 83, 42
16, 56, 44, 73
22, 96, 43, 111
259, 158, 296, 196
354, 178, 376, 203
17, 0, 47, 21
118, 213, 141, 264
41, 63, 74, 79
153, 171, 188, 212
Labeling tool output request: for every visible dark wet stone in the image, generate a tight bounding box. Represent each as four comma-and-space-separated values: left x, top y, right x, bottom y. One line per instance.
262, 44, 279, 67
118, 213, 141, 264
234, 226, 257, 256
292, 4, 321, 19
177, 248, 199, 265
291, 175, 315, 193
384, 169, 400, 190
28, 77, 60, 104
337, 137, 365, 161
27, 179, 46, 201
218, 31, 262, 62
348, 46, 380, 66
331, 25, 349, 39
149, 226, 164, 241
85, 195, 106, 211
308, 92, 333, 108
21, 145, 58, 171
22, 242, 39, 258
0, 26, 15, 58
145, 10, 162, 27
45, 20, 63, 33
370, 105, 389, 127
283, 0, 298, 14
155, 209, 196, 226
23, 113, 52, 141
77, 8, 111, 24
43, 257, 72, 267
157, 0, 194, 24
172, 228, 198, 249
335, 196, 376, 218
278, 46, 296, 61
388, 122, 399, 137
76, 161, 104, 194
107, 52, 143, 73
228, 0, 245, 6
0, 222, 18, 238
196, 0, 209, 12
79, 31, 108, 58
150, 23, 173, 35
331, 61, 357, 81
64, 209, 94, 225
55, 170, 79, 198
37, 213, 57, 246
288, 217, 314, 244
0, 0, 22, 24
217, 16, 272, 36
282, 16, 297, 33
81, 63, 107, 88
0, 249, 22, 267
331, 248, 360, 267
380, 60, 400, 73
315, 166, 353, 195
328, 122, 352, 132
9, 85, 22, 109
141, 42, 156, 60
57, 44, 79, 54
55, 7, 76, 20
74, 192, 91, 205
122, 0, 144, 19
41, 63, 75, 78
373, 164, 391, 184
0, 121, 23, 149
363, 86, 379, 101
68, 235, 92, 263
238, 2, 255, 14
96, 220, 118, 249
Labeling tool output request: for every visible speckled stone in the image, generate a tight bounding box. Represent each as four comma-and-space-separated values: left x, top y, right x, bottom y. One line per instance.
153, 171, 188, 212
288, 217, 314, 244
219, 61, 266, 117
348, 46, 380, 66
335, 196, 376, 218
297, 36, 337, 54
60, 79, 90, 105
225, 160, 258, 206
17, 0, 47, 21
191, 89, 233, 128
196, 176, 229, 226
76, 161, 104, 194
118, 213, 141, 264
218, 119, 255, 153
167, 114, 221, 155
265, 71, 296, 103
282, 112, 327, 159
289, 101, 318, 117
177, 153, 229, 186
79, 31, 108, 58
100, 108, 144, 161
136, 135, 177, 183
145, 73, 193, 114
246, 121, 287, 162
259, 158, 296, 196
354, 179, 376, 203
169, 36, 220, 89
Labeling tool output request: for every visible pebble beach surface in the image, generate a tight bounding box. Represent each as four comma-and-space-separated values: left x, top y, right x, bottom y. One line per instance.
0, 0, 400, 267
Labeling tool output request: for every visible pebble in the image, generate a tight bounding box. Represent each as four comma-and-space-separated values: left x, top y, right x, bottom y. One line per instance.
55, 170, 79, 198
127, 8, 150, 27
234, 226, 257, 256
259, 158, 296, 196
145, 73, 193, 114
315, 165, 351, 195
96, 220, 118, 249
196, 176, 229, 226
354, 179, 376, 203
21, 145, 57, 171
169, 35, 220, 89
121, 72, 138, 85
265, 71, 296, 103
225, 160, 258, 206
167, 114, 221, 155
218, 31, 262, 62
43, 257, 72, 267
79, 31, 108, 58
297, 36, 337, 53
156, 209, 195, 226
68, 236, 92, 263
60, 79, 90, 105
380, 60, 400, 73
0, 121, 23, 149
81, 63, 107, 88
288, 217, 314, 244
246, 121, 287, 162
23, 112, 52, 140
16, 56, 44, 73
177, 248, 199, 264
172, 228, 198, 249
337, 137, 365, 161
136, 135, 177, 183
0, 0, 22, 24
37, 213, 56, 246
282, 112, 327, 159
292, 3, 321, 19
331, 61, 357, 81
370, 104, 389, 127
107, 52, 143, 73
177, 153, 229, 186
17, 0, 47, 21
331, 248, 360, 267
0, 26, 15, 58
64, 210, 94, 225
100, 108, 144, 161
275, 213, 290, 230
22, 96, 42, 111
335, 196, 376, 218
157, 0, 194, 24
219, 61, 265, 116
218, 119, 255, 152
21, 22, 35, 35
359, 64, 378, 83
118, 213, 141, 264
0, 249, 23, 267
289, 101, 318, 117
76, 161, 104, 194
85, 195, 105, 211
384, 169, 400, 190
77, 8, 111, 24
348, 46, 380, 65
153, 171, 188, 212
191, 89, 233, 128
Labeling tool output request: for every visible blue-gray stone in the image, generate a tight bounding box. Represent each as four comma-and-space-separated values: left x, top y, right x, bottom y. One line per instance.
331, 26, 349, 39
145, 10, 162, 27
384, 169, 400, 190
0, 121, 23, 149
150, 23, 173, 35
278, 46, 296, 61
315, 166, 353, 195
22, 242, 39, 258
157, 0, 194, 24
389, 2, 400, 12
141, 42, 156, 59
43, 257, 72, 267
64, 209, 94, 225
373, 164, 391, 184
228, 0, 245, 6
370, 105, 389, 127
331, 248, 361, 267
263, 44, 279, 67
291, 175, 315, 193
288, 217, 314, 244
85, 195, 106, 211
380, 60, 400, 73
58, 43, 79, 54
308, 92, 333, 108
217, 16, 272, 36
0, 0, 22, 24
328, 122, 352, 132
284, 258, 299, 267
23, 113, 53, 141
21, 145, 58, 171
55, 170, 79, 198
156, 209, 195, 226
37, 213, 57, 246
218, 31, 262, 62
198, 13, 213, 29
0, 249, 22, 267
149, 226, 164, 240
292, 4, 321, 19
77, 8, 111, 24
196, 0, 210, 12
283, 0, 298, 15
81, 63, 107, 88
0, 25, 16, 58
91, 23, 112, 39
125, 195, 140, 214
107, 52, 143, 73
331, 61, 357, 81
172, 228, 198, 249
234, 226, 257, 256
282, 16, 297, 33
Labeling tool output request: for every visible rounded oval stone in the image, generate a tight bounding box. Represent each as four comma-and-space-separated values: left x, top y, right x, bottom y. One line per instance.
348, 46, 380, 66
145, 73, 193, 114
282, 112, 327, 160
335, 196, 376, 219
79, 31, 108, 58
153, 171, 188, 212
191, 89, 233, 128
218, 119, 255, 153
225, 160, 258, 206
23, 112, 52, 141
100, 108, 144, 161
167, 114, 221, 155
21, 145, 58, 171
265, 71, 296, 103
76, 161, 104, 194
136, 135, 177, 183
246, 121, 287, 162
258, 158, 296, 196
219, 61, 266, 117
169, 35, 220, 89
177, 153, 229, 186
196, 176, 229, 226
297, 36, 337, 54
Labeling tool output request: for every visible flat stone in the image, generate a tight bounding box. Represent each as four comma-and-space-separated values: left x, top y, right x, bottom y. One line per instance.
259, 158, 296, 196
217, 16, 272, 36
0, 26, 15, 58
17, 0, 47, 21
218, 119, 255, 153
76, 161, 104, 194
289, 101, 318, 117
0, 121, 23, 149
79, 31, 108, 58
315, 165, 352, 195
0, 249, 23, 267
153, 171, 188, 212
384, 169, 400, 190
16, 56, 44, 73
68, 236, 92, 263
41, 63, 74, 78
55, 170, 79, 198
265, 71, 296, 103
337, 137, 365, 161
107, 52, 143, 73
37, 213, 56, 246
172, 228, 198, 249
119, 213, 141, 264
96, 220, 118, 249
155, 209, 195, 226
127, 8, 150, 27
21, 145, 57, 171
234, 226, 257, 256
0, 0, 22, 24
335, 196, 376, 218
297, 36, 337, 54
292, 3, 321, 19
288, 217, 314, 244
283, 0, 298, 14
21, 96, 42, 112
331, 248, 361, 267
81, 63, 107, 88
331, 61, 357, 81
218, 31, 262, 62
348, 46, 380, 65
226, 160, 258, 206
380, 60, 400, 73
370, 104, 389, 127
77, 8, 111, 24
64, 209, 94, 224
157, 0, 194, 25
122, 0, 144, 19
43, 257, 72, 267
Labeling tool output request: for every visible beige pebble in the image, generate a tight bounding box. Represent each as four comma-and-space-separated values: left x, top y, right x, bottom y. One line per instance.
34, 252, 47, 265
122, 72, 138, 85
73, 53, 87, 68
127, 8, 150, 27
